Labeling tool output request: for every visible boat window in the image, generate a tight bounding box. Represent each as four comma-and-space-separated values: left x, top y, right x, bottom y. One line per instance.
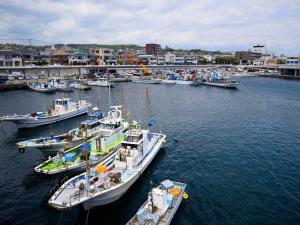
87, 122, 100, 129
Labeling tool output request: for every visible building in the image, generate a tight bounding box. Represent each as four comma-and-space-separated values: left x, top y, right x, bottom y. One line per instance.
286, 56, 299, 64
125, 53, 139, 64
21, 49, 40, 65
175, 54, 185, 64
156, 54, 165, 65
68, 51, 90, 65
145, 43, 161, 55
90, 48, 115, 65
0, 50, 22, 67
251, 44, 267, 55
165, 52, 176, 64
51, 49, 71, 65
235, 51, 262, 65
184, 55, 198, 65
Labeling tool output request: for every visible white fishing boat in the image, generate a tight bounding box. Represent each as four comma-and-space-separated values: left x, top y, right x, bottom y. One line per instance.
198, 70, 238, 89
87, 78, 113, 87
48, 123, 166, 210
27, 82, 56, 93
0, 98, 91, 128
198, 80, 238, 88
69, 82, 91, 90
34, 107, 129, 175
50, 78, 72, 92
127, 180, 187, 225
16, 109, 105, 154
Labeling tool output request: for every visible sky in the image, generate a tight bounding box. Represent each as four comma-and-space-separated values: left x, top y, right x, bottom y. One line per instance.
0, 0, 299, 54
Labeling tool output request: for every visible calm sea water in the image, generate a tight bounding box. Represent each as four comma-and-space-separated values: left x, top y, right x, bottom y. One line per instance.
0, 77, 299, 225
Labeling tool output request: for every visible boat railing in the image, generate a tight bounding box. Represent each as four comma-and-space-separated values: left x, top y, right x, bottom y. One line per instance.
49, 176, 69, 196
69, 187, 88, 204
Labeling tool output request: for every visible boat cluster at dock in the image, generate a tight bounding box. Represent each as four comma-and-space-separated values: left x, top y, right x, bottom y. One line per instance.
131, 68, 239, 88
0, 84, 188, 224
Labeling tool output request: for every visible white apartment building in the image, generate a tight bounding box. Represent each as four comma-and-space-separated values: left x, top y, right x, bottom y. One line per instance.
251, 44, 267, 55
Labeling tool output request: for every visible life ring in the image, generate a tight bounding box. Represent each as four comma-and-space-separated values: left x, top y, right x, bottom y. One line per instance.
183, 193, 189, 199
19, 148, 25, 153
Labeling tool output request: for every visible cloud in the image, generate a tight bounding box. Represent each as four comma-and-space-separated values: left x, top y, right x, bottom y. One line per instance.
0, 0, 299, 54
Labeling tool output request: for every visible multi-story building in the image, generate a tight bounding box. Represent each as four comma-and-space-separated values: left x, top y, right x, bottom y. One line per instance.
145, 43, 161, 55
235, 51, 262, 65
68, 51, 90, 65
251, 44, 267, 55
90, 48, 115, 65
51, 49, 71, 65
21, 49, 39, 65
286, 56, 299, 64
184, 54, 198, 65
165, 52, 176, 64
175, 54, 185, 64
156, 54, 165, 65
0, 50, 22, 67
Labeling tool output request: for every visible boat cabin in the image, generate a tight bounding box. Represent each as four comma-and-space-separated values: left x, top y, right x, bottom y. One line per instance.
115, 128, 148, 170
77, 120, 101, 138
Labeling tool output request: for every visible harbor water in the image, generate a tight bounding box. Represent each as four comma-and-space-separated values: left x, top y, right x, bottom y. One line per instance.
0, 77, 299, 225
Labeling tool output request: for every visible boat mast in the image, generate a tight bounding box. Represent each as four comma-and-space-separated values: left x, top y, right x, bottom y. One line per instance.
108, 72, 112, 108
145, 87, 150, 130
84, 126, 90, 197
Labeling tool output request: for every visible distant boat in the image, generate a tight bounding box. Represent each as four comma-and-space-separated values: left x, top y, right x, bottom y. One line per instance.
0, 98, 91, 128
127, 180, 187, 225
198, 70, 238, 89
27, 82, 56, 93
198, 80, 238, 88
69, 82, 91, 90
50, 78, 72, 92
87, 78, 113, 87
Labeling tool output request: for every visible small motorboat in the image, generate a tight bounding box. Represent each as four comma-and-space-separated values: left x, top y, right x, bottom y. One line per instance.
27, 82, 56, 93
87, 78, 113, 87
127, 180, 187, 225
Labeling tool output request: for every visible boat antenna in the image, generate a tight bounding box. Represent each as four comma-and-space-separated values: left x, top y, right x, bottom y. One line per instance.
120, 85, 125, 116
97, 95, 100, 110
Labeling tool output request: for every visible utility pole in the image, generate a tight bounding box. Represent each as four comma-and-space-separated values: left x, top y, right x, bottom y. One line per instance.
29, 39, 32, 65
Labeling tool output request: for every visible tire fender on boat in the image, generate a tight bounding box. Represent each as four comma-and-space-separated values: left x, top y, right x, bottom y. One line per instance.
18, 148, 25, 153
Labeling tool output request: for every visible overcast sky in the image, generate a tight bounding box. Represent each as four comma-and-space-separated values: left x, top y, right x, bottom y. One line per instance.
0, 0, 299, 54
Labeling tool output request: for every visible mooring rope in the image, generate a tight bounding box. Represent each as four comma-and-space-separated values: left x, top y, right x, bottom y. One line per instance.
85, 209, 90, 225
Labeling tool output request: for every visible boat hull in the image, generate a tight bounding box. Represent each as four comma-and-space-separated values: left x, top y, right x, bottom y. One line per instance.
161, 80, 176, 84
6, 105, 90, 128
198, 81, 238, 88
87, 81, 112, 87
132, 80, 161, 84
176, 80, 195, 85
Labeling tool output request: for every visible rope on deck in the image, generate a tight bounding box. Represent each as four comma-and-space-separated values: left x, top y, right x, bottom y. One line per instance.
85, 209, 90, 225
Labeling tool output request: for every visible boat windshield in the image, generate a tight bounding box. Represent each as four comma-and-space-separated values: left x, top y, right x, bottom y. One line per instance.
100, 123, 119, 130
124, 133, 142, 143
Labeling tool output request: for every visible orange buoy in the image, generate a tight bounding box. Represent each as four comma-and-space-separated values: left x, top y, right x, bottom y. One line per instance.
168, 188, 181, 198
96, 165, 107, 173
